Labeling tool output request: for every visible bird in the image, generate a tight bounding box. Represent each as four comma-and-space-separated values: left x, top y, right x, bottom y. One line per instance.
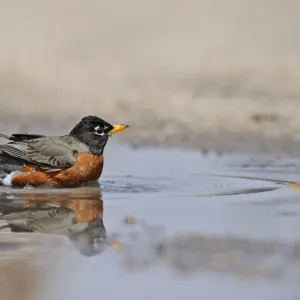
0, 196, 109, 256
0, 115, 129, 188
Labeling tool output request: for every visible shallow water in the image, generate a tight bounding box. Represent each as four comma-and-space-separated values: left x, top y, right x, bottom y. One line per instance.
1, 142, 300, 300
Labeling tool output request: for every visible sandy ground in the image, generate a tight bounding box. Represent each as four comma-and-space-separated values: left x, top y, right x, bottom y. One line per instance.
0, 0, 300, 155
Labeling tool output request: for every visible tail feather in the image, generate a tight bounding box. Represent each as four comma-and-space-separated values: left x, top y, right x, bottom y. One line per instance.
0, 164, 23, 173
0, 133, 45, 142
0, 132, 46, 176
0, 151, 25, 171
0, 150, 25, 175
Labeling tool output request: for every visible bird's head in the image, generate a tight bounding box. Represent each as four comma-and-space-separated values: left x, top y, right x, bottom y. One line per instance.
69, 218, 109, 257
69, 115, 129, 154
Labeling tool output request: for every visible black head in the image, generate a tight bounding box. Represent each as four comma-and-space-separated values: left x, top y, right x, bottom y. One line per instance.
69, 219, 109, 257
69, 116, 128, 154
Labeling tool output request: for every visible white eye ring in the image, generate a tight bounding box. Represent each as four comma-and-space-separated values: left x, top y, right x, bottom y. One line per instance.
94, 125, 105, 136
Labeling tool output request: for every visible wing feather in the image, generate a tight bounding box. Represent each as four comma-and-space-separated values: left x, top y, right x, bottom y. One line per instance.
0, 133, 45, 142
0, 136, 87, 169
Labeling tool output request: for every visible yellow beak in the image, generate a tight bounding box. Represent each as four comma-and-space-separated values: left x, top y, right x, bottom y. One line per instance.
108, 124, 129, 135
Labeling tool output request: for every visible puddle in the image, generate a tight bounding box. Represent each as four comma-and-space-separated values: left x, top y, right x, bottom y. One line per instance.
1, 143, 300, 300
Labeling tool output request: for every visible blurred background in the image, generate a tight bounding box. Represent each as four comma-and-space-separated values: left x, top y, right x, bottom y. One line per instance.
1, 0, 300, 153
2, 2, 300, 300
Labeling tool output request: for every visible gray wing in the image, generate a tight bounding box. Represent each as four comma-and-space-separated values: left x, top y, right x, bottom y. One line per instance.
0, 136, 88, 169
25, 208, 77, 234
0, 210, 32, 231
1, 208, 77, 234
26, 137, 79, 168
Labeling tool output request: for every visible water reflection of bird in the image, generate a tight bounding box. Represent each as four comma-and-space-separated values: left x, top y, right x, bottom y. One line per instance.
0, 186, 108, 256
0, 115, 128, 187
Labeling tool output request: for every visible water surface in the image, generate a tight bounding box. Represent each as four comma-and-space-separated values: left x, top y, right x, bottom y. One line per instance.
1, 142, 300, 300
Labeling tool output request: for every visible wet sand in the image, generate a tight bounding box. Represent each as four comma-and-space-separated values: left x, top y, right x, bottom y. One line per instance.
1, 143, 300, 300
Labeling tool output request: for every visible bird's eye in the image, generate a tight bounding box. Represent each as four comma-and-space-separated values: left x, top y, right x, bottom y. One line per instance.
94, 126, 105, 136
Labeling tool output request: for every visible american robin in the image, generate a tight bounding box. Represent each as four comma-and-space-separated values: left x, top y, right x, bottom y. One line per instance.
0, 115, 129, 188
0, 191, 109, 256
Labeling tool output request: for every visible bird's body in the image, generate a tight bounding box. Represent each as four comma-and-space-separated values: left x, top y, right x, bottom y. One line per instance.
0, 196, 108, 256
0, 116, 128, 188
12, 152, 104, 188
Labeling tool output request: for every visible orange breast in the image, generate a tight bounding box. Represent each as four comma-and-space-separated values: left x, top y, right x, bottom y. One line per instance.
12, 153, 104, 187
22, 199, 103, 222
53, 153, 104, 187
65, 199, 103, 221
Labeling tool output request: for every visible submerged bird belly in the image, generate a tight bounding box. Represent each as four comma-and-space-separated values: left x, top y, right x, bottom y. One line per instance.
10, 153, 104, 187
53, 153, 104, 187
